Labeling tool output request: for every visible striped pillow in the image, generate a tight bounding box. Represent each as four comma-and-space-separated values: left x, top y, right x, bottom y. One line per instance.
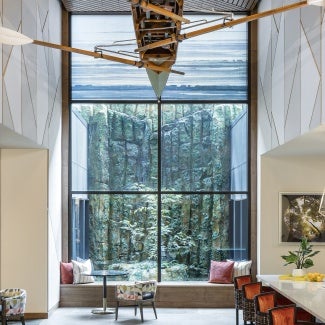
71, 259, 95, 284
228, 260, 252, 278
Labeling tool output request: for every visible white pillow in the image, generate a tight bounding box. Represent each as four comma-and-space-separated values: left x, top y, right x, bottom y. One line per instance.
228, 260, 252, 278
71, 259, 95, 284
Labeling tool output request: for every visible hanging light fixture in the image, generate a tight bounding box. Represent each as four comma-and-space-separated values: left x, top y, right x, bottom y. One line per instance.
307, 0, 325, 5
0, 27, 33, 45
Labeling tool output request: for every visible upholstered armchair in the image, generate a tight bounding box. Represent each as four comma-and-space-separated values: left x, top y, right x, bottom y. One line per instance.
0, 288, 26, 325
115, 280, 157, 322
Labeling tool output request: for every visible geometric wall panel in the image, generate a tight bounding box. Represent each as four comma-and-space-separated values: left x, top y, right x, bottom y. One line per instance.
258, 1, 324, 156
2, 86, 14, 130
0, 49, 1, 124
4, 45, 22, 133
1, 0, 62, 149
301, 6, 321, 72
1, 0, 63, 314
271, 14, 285, 145
257, 0, 271, 84
301, 25, 321, 134
284, 8, 300, 112
258, 78, 272, 153
285, 52, 301, 143
322, 9, 325, 124
22, 57, 37, 142
2, 0, 21, 31
310, 84, 322, 130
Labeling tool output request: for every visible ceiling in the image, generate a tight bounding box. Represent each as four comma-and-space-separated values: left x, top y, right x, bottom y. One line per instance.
263, 125, 325, 158
60, 0, 261, 13
0, 125, 43, 149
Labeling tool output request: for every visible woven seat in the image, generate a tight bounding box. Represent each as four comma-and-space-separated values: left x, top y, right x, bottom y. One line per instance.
234, 275, 252, 325
0, 288, 26, 325
254, 291, 277, 325
242, 281, 262, 324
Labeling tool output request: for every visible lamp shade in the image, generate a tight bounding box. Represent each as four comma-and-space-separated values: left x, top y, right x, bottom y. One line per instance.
0, 27, 33, 45
307, 0, 325, 6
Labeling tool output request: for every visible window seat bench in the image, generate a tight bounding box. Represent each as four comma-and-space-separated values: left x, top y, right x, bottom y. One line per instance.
59, 281, 235, 308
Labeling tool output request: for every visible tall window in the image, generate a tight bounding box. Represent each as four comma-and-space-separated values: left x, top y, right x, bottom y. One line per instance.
70, 15, 249, 281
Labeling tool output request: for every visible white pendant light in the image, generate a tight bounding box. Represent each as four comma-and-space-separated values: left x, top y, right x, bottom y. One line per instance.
307, 0, 325, 6
0, 27, 33, 45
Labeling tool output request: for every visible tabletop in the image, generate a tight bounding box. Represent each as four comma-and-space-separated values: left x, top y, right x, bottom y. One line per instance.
88, 270, 128, 277
257, 274, 325, 322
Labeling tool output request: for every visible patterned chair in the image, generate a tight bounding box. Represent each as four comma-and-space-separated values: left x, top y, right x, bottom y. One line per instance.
115, 280, 157, 322
234, 275, 252, 325
0, 288, 26, 325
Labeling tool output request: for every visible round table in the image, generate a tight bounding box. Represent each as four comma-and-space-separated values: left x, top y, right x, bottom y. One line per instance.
85, 269, 128, 315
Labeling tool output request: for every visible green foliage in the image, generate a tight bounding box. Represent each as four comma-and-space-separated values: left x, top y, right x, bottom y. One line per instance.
281, 237, 320, 269
73, 103, 247, 280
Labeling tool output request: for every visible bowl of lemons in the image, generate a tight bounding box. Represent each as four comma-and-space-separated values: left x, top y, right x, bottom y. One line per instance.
305, 272, 325, 282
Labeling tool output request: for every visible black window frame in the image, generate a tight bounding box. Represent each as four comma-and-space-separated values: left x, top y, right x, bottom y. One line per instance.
67, 12, 252, 281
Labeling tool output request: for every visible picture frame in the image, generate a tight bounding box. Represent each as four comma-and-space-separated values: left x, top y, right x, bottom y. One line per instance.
279, 192, 325, 243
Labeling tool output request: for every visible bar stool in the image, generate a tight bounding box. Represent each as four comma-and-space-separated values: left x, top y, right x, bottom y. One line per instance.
268, 304, 325, 325
254, 290, 316, 324
234, 275, 252, 325
276, 293, 316, 322
254, 291, 277, 325
242, 281, 262, 325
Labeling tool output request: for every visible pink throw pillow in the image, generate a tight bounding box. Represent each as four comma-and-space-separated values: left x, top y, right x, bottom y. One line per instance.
60, 262, 73, 284
208, 260, 235, 284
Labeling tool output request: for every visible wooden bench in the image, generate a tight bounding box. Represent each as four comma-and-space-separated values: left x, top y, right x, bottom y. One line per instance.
60, 281, 235, 308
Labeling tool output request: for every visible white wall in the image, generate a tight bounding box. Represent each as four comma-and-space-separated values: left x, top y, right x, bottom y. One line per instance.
257, 1, 325, 275
0, 0, 62, 315
260, 154, 325, 274
0, 149, 48, 313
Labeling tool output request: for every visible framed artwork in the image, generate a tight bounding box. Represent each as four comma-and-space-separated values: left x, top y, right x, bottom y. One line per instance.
279, 193, 325, 243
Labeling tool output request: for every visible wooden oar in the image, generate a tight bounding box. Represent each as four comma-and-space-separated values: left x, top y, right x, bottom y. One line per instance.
136, 0, 308, 52
0, 27, 182, 74
33, 40, 171, 72
132, 0, 190, 23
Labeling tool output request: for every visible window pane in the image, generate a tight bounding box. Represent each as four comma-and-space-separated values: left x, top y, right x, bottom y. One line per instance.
161, 194, 249, 281
70, 102, 249, 281
69, 11, 250, 282
71, 194, 158, 281
71, 103, 158, 191
71, 15, 247, 100
161, 104, 248, 191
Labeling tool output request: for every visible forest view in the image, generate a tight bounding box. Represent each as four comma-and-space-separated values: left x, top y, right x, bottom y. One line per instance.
71, 103, 248, 281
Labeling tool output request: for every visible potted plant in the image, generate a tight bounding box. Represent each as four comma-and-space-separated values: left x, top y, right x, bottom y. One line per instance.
281, 237, 320, 276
